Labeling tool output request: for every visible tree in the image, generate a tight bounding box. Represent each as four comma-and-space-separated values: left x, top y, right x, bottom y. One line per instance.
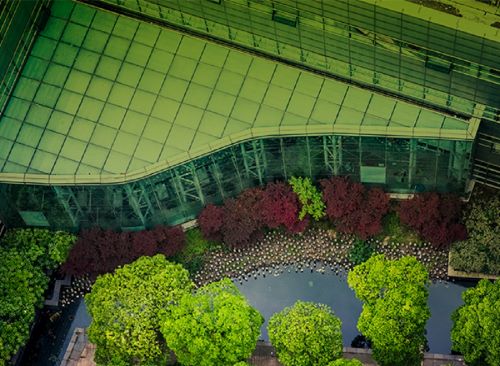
85, 255, 193, 365
347, 255, 430, 366
398, 192, 466, 248
268, 301, 343, 366
320, 177, 389, 239
0, 229, 75, 365
0, 249, 48, 365
451, 279, 500, 366
327, 359, 363, 366
62, 226, 186, 277
221, 188, 265, 248
289, 176, 325, 221
450, 189, 500, 275
261, 181, 308, 233
160, 278, 263, 366
198, 204, 225, 242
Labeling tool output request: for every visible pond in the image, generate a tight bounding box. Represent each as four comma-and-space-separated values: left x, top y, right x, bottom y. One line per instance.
234, 265, 473, 354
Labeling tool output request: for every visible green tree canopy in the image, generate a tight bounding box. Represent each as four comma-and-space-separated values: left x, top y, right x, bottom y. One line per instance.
288, 177, 325, 221
0, 229, 75, 365
347, 255, 430, 366
268, 301, 343, 366
327, 358, 363, 366
451, 279, 500, 366
450, 190, 500, 275
160, 278, 263, 366
85, 255, 193, 365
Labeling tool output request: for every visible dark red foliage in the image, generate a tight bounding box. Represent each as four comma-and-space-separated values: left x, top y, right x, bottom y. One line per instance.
221, 188, 266, 248
261, 181, 308, 233
198, 204, 225, 242
398, 192, 467, 248
62, 225, 186, 277
320, 177, 390, 239
150, 225, 185, 257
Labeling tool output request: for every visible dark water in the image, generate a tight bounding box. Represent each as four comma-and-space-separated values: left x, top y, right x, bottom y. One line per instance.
234, 266, 472, 354
19, 298, 91, 366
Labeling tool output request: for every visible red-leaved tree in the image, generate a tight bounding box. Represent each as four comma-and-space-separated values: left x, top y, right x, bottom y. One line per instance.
198, 204, 225, 242
221, 188, 265, 248
398, 192, 466, 248
261, 181, 308, 233
320, 176, 389, 239
62, 225, 186, 277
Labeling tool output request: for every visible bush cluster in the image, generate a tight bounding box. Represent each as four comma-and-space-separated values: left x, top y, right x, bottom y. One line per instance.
450, 189, 499, 275
199, 181, 307, 248
62, 225, 185, 277
0, 229, 75, 365
321, 176, 390, 239
398, 192, 466, 249
199, 176, 469, 249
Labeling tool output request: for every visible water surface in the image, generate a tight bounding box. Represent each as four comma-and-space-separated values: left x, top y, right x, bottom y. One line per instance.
235, 266, 471, 354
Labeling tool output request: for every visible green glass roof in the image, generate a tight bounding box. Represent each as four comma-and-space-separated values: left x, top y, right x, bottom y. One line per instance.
0, 1, 478, 185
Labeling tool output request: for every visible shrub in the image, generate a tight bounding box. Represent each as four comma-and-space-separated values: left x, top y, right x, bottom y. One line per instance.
198, 204, 225, 242
450, 189, 500, 275
398, 193, 466, 248
348, 239, 375, 265
174, 228, 221, 274
1, 228, 76, 269
213, 188, 266, 248
320, 177, 389, 239
261, 181, 308, 233
289, 176, 325, 221
62, 225, 185, 277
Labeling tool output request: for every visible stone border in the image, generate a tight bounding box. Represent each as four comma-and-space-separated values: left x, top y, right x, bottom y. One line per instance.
45, 274, 72, 307
447, 253, 498, 280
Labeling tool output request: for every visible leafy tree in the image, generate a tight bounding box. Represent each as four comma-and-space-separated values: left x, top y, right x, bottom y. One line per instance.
198, 203, 225, 242
289, 176, 325, 221
451, 279, 500, 366
327, 359, 363, 366
0, 229, 74, 365
450, 189, 500, 275
160, 278, 263, 366
320, 177, 389, 239
221, 188, 265, 248
348, 239, 375, 265
347, 255, 430, 366
261, 181, 308, 233
63, 226, 185, 277
0, 249, 48, 365
1, 228, 75, 269
398, 192, 466, 248
268, 301, 343, 366
85, 255, 193, 365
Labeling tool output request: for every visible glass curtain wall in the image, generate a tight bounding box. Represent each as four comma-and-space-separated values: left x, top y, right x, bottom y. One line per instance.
0, 135, 472, 231
0, 0, 51, 115
97, 0, 500, 122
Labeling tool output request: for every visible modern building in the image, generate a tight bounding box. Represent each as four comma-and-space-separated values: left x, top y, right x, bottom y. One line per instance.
0, 0, 499, 231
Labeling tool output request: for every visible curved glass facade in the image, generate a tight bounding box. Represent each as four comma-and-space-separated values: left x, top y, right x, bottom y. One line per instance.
0, 135, 472, 230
